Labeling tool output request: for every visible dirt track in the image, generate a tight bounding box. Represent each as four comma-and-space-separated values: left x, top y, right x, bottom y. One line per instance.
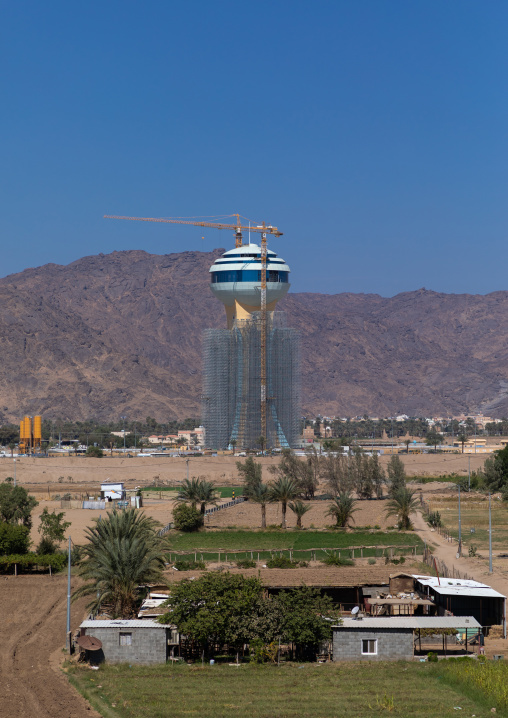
0, 574, 99, 718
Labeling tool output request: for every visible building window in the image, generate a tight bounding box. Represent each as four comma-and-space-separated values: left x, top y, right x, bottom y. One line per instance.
119, 632, 132, 646
361, 639, 377, 655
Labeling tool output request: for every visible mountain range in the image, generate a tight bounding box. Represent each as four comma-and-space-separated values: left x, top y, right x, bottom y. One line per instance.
1, 248, 508, 423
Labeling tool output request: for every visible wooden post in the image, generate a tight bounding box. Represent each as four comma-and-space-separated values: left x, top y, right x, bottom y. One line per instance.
14, 563, 17, 576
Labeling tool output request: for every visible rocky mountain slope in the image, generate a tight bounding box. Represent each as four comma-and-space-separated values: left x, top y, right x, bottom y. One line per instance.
1, 248, 508, 422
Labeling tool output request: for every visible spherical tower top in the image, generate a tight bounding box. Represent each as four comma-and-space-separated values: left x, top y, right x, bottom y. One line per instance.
209, 243, 291, 328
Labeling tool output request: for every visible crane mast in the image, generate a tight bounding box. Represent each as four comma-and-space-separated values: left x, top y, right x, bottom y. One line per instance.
105, 213, 281, 447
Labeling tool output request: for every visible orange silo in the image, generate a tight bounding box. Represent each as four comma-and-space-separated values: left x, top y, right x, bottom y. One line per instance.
33, 415, 42, 451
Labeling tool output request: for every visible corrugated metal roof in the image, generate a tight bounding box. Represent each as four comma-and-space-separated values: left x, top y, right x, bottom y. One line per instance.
413, 575, 505, 599
80, 620, 165, 629
334, 616, 480, 629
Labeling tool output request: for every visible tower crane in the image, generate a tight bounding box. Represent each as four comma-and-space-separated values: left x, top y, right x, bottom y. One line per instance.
104, 213, 284, 445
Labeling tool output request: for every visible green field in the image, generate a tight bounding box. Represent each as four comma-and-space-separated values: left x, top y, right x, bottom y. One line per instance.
68, 661, 503, 718
165, 529, 424, 562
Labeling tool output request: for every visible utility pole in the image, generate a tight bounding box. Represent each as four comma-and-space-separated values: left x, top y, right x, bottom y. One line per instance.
121, 416, 127, 451
391, 416, 394, 454
13, 458, 16, 487
186, 458, 190, 482
489, 494, 493, 574
468, 456, 471, 492
457, 485, 462, 556
66, 536, 72, 650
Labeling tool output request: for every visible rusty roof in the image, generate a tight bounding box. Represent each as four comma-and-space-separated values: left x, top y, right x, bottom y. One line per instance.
163, 565, 392, 588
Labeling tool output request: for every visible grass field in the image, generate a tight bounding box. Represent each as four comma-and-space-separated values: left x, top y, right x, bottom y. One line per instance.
68, 661, 503, 718
426, 495, 508, 553
165, 529, 424, 562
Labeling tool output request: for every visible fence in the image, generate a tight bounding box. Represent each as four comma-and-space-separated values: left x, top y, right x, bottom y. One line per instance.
82, 501, 106, 510
165, 544, 422, 564
205, 497, 246, 516
422, 548, 475, 581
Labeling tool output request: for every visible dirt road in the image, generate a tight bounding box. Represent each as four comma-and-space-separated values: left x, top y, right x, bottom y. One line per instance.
0, 574, 99, 718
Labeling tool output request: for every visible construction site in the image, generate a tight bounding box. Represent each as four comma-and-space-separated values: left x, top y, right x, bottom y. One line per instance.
106, 214, 301, 451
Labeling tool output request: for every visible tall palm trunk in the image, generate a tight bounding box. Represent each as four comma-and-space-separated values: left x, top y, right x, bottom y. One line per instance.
281, 501, 287, 529
261, 503, 266, 529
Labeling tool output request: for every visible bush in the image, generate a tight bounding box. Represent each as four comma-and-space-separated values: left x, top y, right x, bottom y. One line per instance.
0, 522, 31, 555
426, 511, 442, 528
173, 504, 204, 532
173, 559, 206, 571
427, 651, 438, 663
0, 553, 67, 572
86, 446, 103, 458
368, 558, 376, 565
236, 559, 256, 568
36, 537, 58, 555
321, 555, 355, 567
266, 555, 305, 569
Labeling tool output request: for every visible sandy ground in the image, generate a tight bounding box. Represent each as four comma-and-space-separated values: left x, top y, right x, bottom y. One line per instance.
0, 452, 488, 494
0, 574, 100, 718
206, 497, 394, 530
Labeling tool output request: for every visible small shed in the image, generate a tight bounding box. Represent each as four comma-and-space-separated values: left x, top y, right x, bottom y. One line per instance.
100, 482, 125, 500
389, 572, 415, 594
79, 619, 173, 664
332, 616, 480, 661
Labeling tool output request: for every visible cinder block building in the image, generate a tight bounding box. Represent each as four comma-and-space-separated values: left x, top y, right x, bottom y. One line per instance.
332, 616, 480, 661
79, 619, 178, 665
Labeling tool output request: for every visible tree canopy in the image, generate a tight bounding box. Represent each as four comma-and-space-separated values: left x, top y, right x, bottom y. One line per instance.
0, 484, 38, 528
158, 572, 338, 657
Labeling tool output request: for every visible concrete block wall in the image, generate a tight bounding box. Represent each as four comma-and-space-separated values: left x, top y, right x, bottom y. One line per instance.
86, 626, 167, 664
333, 627, 414, 661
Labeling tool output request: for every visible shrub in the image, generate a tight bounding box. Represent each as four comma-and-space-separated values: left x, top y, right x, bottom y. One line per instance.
426, 510, 442, 528
173, 559, 206, 571
172, 503, 204, 532
368, 558, 376, 565
0, 522, 31, 555
427, 651, 438, 663
36, 537, 58, 555
321, 555, 355, 567
0, 553, 67, 572
266, 555, 303, 569
85, 446, 103, 458
236, 559, 256, 568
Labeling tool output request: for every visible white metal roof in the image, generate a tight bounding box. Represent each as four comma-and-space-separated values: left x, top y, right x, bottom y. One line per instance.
334, 616, 480, 629
80, 619, 165, 629
413, 575, 505, 599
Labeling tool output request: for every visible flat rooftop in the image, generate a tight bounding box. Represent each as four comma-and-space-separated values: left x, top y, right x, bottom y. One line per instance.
334, 616, 481, 630
163, 566, 393, 588
413, 575, 506, 599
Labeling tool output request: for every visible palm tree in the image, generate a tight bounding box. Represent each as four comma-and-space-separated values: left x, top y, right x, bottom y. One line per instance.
326, 493, 358, 528
72, 508, 166, 618
230, 439, 237, 456
385, 488, 419, 530
257, 435, 267, 454
249, 482, 271, 529
195, 479, 219, 514
288, 500, 312, 529
457, 433, 467, 454
269, 476, 299, 529
176, 478, 202, 510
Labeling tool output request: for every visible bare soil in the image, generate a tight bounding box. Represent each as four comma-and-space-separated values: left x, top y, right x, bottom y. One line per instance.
0, 574, 100, 717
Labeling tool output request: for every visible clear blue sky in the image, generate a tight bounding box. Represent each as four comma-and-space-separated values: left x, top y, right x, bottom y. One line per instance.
1, 1, 507, 296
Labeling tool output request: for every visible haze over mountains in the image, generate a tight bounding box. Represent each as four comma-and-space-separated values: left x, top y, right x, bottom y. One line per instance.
1, 248, 508, 424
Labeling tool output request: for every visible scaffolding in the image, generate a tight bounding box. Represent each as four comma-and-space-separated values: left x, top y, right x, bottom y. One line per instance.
202, 312, 300, 450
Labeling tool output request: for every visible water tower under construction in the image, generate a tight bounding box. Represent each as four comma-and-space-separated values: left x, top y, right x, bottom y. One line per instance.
203, 243, 300, 450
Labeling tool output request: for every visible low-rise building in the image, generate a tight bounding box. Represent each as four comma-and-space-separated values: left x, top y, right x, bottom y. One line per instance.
79, 619, 178, 665
332, 616, 480, 661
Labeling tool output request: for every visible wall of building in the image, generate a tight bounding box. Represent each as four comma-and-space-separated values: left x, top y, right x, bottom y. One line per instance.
333, 627, 414, 661
84, 626, 167, 664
